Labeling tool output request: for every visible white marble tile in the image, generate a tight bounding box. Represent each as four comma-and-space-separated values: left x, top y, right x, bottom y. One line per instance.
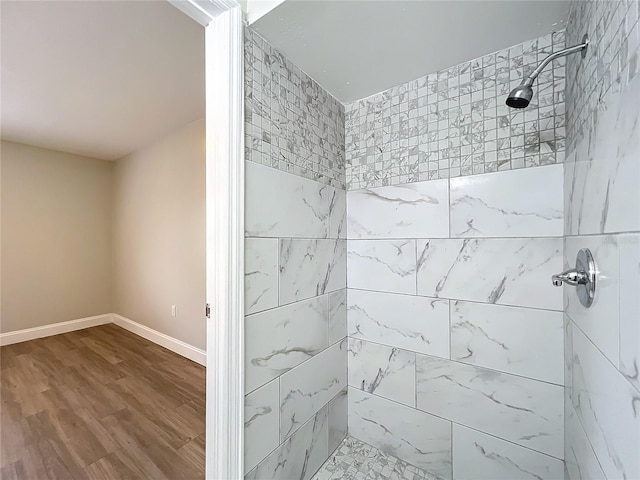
280, 340, 347, 441
572, 326, 640, 480
329, 188, 346, 239
453, 424, 564, 480
328, 289, 347, 345
416, 356, 564, 458
451, 301, 564, 385
347, 240, 417, 295
619, 234, 640, 391
347, 338, 416, 407
348, 387, 452, 480
450, 165, 563, 238
245, 406, 329, 480
246, 296, 328, 393
347, 180, 449, 239
279, 239, 346, 305
245, 238, 279, 315
565, 403, 606, 480
328, 389, 348, 454
565, 235, 620, 367
246, 162, 331, 238
416, 238, 563, 310
564, 76, 640, 236
245, 379, 280, 472
348, 289, 449, 358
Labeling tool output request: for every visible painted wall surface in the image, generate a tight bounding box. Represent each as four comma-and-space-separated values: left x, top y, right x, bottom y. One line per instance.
112, 120, 206, 351
0, 141, 112, 332
564, 2, 640, 480
243, 29, 348, 478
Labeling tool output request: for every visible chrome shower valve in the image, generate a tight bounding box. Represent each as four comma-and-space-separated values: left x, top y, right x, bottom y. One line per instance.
551, 248, 597, 307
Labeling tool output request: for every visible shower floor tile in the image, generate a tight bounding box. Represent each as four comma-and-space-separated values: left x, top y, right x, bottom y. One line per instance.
311, 436, 442, 480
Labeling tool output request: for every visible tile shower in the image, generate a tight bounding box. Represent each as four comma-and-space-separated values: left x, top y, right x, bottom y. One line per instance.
244, 1, 640, 479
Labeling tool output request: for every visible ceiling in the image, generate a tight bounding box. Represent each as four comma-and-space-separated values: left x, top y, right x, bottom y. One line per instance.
1, 0, 204, 160
252, 0, 571, 103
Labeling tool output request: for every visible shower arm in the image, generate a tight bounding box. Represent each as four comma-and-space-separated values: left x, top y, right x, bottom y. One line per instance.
523, 35, 589, 87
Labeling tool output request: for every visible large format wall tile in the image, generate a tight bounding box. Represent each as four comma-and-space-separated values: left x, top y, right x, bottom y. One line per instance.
245, 238, 279, 315
280, 340, 347, 441
450, 165, 563, 238
245, 379, 280, 472
347, 338, 416, 407
328, 389, 348, 453
564, 77, 640, 236
279, 239, 346, 304
619, 234, 640, 391
329, 188, 347, 239
246, 162, 332, 238
348, 289, 449, 358
416, 356, 564, 458
245, 296, 328, 393
416, 238, 563, 310
564, 235, 619, 367
571, 327, 640, 480
245, 406, 328, 480
451, 301, 564, 384
347, 240, 417, 294
565, 403, 606, 480
453, 424, 564, 480
347, 180, 449, 239
328, 289, 347, 345
348, 388, 452, 480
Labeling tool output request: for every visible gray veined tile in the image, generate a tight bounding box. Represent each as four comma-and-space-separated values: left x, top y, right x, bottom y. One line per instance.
246, 162, 331, 238
245, 296, 328, 393
450, 164, 563, 238
280, 340, 347, 441
619, 234, 640, 391
451, 301, 564, 384
572, 326, 640, 480
245, 406, 329, 480
328, 389, 348, 453
347, 338, 416, 407
416, 238, 563, 310
328, 289, 347, 345
564, 235, 620, 367
416, 355, 564, 458
348, 387, 452, 480
279, 239, 346, 305
565, 402, 606, 480
245, 379, 280, 472
347, 179, 449, 239
329, 188, 346, 239
453, 424, 564, 480
245, 238, 279, 315
348, 289, 449, 358
347, 240, 417, 295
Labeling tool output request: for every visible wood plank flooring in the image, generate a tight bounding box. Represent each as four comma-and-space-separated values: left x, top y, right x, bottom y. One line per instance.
0, 324, 205, 479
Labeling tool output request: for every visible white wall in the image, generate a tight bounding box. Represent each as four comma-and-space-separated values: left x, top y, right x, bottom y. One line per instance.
112, 119, 206, 351
1, 141, 113, 333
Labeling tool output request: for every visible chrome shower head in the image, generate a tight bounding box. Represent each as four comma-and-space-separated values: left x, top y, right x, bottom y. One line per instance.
505, 33, 590, 109
506, 84, 534, 109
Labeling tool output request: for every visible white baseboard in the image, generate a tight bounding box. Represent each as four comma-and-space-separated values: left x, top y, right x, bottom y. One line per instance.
0, 314, 112, 346
111, 314, 206, 366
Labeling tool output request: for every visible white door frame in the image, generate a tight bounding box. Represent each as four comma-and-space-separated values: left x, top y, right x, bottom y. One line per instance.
170, 1, 244, 478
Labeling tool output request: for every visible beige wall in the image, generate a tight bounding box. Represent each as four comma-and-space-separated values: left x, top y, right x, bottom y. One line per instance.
1, 141, 113, 332
112, 120, 206, 350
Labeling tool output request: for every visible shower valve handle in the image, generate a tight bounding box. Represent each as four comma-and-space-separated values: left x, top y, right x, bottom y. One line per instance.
551, 269, 588, 287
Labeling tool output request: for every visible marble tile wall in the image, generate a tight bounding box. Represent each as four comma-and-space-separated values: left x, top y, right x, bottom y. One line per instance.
244, 26, 348, 475
346, 164, 565, 480
564, 2, 640, 479
245, 28, 346, 189
345, 32, 567, 189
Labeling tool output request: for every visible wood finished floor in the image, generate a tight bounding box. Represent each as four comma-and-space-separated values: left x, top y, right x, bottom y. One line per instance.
0, 324, 205, 480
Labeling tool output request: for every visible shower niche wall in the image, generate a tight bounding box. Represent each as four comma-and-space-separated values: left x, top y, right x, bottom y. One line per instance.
243, 1, 640, 479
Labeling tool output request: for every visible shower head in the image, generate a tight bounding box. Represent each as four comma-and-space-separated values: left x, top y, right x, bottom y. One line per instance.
506, 83, 534, 109
506, 33, 590, 109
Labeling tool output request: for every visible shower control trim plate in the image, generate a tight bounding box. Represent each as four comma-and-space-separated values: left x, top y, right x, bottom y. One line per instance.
551, 248, 596, 307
